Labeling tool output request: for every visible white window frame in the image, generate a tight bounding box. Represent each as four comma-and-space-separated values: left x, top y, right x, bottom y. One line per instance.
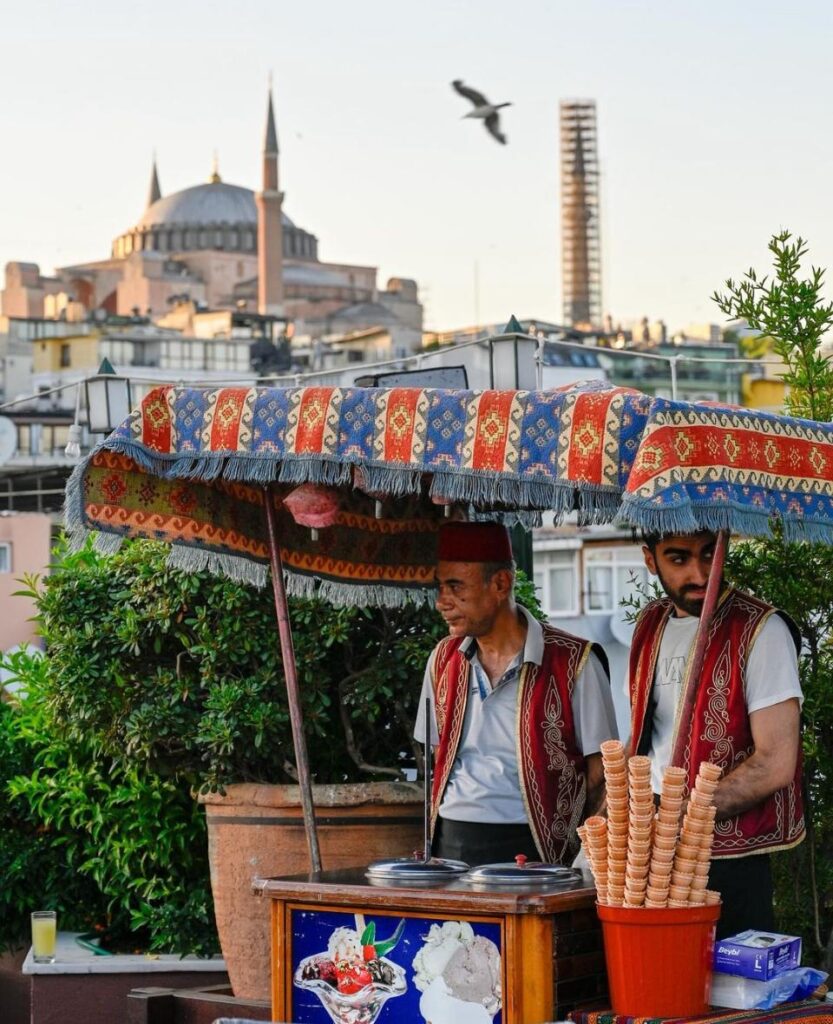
0, 543, 12, 573
582, 544, 649, 615
533, 546, 580, 618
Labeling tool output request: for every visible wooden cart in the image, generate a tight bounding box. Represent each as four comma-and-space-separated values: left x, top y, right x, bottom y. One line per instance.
255, 868, 608, 1024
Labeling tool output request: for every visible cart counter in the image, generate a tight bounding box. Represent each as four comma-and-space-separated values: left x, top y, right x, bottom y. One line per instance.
254, 867, 607, 1024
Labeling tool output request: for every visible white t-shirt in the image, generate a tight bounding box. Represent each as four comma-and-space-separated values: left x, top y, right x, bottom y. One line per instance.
646, 612, 803, 793
413, 606, 619, 824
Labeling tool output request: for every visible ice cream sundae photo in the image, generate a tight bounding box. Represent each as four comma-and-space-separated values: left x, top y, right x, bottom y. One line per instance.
295, 917, 407, 1024
412, 920, 502, 1024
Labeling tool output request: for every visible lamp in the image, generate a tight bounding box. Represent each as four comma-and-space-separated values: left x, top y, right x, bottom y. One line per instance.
487, 316, 537, 579
85, 359, 132, 434
488, 315, 538, 390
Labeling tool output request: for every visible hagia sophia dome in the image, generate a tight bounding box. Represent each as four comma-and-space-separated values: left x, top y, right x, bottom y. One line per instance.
111, 167, 318, 262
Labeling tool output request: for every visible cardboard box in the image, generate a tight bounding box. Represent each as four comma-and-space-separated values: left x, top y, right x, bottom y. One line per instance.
713, 930, 802, 981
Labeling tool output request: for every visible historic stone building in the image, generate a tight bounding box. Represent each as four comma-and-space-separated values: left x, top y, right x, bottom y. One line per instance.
2, 90, 422, 344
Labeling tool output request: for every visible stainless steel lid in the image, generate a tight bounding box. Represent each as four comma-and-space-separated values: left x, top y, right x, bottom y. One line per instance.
365, 856, 470, 883
466, 854, 582, 886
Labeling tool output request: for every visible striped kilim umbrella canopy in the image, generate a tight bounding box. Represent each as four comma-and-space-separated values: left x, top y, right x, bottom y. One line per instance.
66, 379, 833, 605
63, 377, 833, 870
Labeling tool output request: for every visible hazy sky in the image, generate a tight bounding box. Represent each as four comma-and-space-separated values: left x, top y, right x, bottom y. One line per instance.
2, 0, 832, 332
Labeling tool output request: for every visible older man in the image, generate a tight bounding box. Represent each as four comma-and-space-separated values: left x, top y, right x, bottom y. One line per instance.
629, 530, 805, 937
414, 522, 618, 866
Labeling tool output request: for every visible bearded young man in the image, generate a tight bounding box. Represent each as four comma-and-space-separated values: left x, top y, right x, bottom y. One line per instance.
629, 530, 805, 938
414, 522, 618, 867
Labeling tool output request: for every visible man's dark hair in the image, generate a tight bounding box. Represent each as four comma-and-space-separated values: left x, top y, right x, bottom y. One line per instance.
481, 560, 516, 582
641, 529, 716, 551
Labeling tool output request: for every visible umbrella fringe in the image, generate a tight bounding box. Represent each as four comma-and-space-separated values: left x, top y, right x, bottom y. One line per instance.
427, 469, 621, 518
162, 547, 435, 606
93, 532, 124, 555
620, 500, 833, 545
167, 545, 269, 587
299, 578, 435, 609
360, 465, 424, 497
277, 457, 354, 488
66, 442, 624, 524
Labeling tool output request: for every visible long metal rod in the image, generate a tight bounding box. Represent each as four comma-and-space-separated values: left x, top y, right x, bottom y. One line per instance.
670, 529, 729, 769
263, 486, 322, 873
423, 696, 432, 862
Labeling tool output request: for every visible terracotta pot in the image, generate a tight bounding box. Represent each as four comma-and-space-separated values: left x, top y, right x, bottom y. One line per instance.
200, 781, 423, 1001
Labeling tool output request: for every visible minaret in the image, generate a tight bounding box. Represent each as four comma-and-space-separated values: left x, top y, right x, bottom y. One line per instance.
256, 85, 285, 316
147, 155, 161, 207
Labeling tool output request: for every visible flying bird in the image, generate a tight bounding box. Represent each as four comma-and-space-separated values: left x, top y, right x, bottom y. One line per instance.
451, 80, 511, 145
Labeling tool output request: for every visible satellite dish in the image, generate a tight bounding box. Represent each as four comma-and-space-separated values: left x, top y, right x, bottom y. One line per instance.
609, 608, 636, 647
0, 417, 16, 466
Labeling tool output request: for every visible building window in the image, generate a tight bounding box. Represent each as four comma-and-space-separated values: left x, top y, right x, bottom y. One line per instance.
583, 544, 649, 614
0, 543, 11, 573
60, 344, 71, 368
533, 549, 579, 617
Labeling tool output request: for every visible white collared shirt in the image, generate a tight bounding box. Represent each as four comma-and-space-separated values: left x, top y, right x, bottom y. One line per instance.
414, 606, 618, 824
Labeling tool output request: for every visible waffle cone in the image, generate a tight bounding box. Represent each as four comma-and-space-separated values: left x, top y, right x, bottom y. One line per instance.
698, 762, 721, 782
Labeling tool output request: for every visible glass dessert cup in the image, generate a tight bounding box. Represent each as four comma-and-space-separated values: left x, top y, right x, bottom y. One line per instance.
295, 955, 407, 1024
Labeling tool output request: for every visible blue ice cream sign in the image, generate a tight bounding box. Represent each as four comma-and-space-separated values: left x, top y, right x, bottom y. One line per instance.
290, 908, 503, 1024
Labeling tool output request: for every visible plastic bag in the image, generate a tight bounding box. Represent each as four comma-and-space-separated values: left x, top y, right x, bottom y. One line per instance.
711, 966, 828, 1010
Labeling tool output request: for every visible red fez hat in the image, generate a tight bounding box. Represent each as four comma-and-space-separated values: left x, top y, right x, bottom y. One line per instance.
437, 522, 513, 563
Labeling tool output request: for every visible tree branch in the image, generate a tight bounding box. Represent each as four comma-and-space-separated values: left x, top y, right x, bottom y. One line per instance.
337, 669, 402, 778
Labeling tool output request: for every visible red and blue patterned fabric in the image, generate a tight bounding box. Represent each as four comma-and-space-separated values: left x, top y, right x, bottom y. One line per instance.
64, 381, 833, 603
568, 1000, 833, 1023
621, 397, 833, 542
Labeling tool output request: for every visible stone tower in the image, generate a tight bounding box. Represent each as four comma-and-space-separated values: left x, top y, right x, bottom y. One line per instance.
256, 87, 285, 316
560, 100, 601, 329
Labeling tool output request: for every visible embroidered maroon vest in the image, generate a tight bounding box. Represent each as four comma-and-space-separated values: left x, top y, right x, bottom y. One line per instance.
629, 588, 805, 859
429, 621, 594, 864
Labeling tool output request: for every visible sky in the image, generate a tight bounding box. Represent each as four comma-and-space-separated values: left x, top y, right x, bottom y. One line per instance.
2, 0, 833, 333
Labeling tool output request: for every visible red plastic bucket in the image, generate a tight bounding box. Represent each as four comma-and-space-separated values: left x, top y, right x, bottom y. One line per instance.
597, 902, 721, 1017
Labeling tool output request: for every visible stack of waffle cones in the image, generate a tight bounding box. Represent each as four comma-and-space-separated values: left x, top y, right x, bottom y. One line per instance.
581, 741, 722, 909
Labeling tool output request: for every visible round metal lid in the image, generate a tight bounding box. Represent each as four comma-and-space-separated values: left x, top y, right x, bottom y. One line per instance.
365, 856, 470, 883
466, 854, 582, 886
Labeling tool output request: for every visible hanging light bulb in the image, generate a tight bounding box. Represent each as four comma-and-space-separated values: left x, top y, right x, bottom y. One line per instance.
64, 382, 83, 459
64, 423, 82, 460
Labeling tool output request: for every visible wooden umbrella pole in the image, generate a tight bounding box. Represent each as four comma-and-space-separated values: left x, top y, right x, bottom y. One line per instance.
669, 528, 729, 770
263, 486, 322, 873
423, 696, 432, 862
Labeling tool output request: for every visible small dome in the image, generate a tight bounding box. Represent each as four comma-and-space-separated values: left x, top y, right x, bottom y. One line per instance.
137, 181, 294, 229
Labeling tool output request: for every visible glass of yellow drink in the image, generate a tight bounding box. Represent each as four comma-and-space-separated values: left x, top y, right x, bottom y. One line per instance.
31, 911, 57, 964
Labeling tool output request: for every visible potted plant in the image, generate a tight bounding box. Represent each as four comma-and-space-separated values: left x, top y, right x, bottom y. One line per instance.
0, 539, 443, 997
4, 536, 544, 997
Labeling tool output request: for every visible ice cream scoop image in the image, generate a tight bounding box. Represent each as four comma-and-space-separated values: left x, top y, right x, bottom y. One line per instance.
412, 921, 475, 989
420, 977, 493, 1024
328, 926, 364, 963
413, 922, 502, 1023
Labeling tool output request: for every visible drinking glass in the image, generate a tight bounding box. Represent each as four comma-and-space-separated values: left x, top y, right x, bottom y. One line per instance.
31, 911, 57, 964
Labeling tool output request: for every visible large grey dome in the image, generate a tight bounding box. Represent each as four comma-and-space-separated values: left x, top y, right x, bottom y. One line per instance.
113, 179, 318, 261
137, 181, 294, 230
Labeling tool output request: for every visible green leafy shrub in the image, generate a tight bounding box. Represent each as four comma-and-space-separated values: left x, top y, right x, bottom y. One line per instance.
0, 537, 543, 952
0, 649, 217, 954
714, 231, 833, 969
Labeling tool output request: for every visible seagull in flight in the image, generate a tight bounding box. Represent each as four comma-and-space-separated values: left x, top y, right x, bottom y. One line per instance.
451, 80, 511, 145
